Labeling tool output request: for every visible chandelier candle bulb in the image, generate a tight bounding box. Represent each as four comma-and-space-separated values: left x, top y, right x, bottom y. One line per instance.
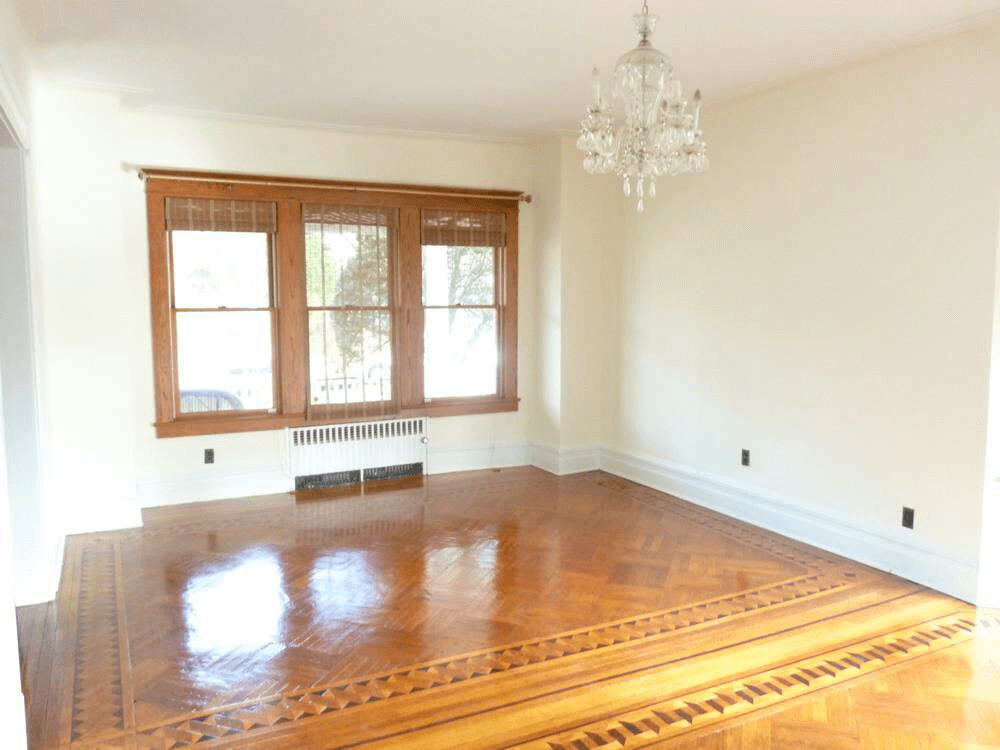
577, 1, 708, 212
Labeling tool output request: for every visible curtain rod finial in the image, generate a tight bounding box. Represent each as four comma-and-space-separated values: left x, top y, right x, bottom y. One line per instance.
121, 161, 147, 181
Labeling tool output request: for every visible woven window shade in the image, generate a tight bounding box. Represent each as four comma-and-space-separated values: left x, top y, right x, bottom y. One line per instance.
302, 204, 397, 228
166, 198, 277, 233
421, 209, 505, 247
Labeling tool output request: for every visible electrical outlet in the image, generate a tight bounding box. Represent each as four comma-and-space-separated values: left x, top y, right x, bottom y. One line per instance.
902, 507, 914, 529
204, 448, 214, 465
741, 449, 750, 467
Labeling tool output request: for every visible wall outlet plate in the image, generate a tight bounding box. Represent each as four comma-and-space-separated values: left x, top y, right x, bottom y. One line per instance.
204, 448, 214, 464
741, 449, 750, 467
902, 506, 914, 529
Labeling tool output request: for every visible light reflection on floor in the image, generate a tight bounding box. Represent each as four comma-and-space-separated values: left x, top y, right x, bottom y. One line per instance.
963, 612, 1000, 745
183, 548, 288, 654
309, 548, 384, 620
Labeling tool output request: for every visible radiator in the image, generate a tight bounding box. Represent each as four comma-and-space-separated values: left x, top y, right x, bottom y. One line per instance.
287, 418, 427, 490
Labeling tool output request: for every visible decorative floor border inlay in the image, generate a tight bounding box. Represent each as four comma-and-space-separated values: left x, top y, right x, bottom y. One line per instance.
69, 541, 128, 742
511, 612, 991, 750
594, 475, 840, 571
64, 472, 887, 749
107, 578, 846, 748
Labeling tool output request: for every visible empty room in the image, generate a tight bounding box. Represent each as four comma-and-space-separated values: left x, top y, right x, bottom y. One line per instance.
1, 0, 999, 748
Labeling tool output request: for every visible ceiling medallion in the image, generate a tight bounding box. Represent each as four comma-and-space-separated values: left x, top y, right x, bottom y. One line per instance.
577, 1, 708, 212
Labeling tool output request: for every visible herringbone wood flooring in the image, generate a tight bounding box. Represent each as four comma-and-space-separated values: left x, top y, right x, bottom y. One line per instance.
15, 468, 997, 749
659, 633, 1000, 749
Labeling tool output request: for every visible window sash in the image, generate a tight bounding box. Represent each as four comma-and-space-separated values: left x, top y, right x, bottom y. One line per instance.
303, 205, 399, 420
421, 239, 503, 400
173, 309, 278, 415
167, 228, 279, 419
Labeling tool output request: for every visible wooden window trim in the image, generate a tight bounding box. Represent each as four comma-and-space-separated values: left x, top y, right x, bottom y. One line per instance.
145, 169, 521, 438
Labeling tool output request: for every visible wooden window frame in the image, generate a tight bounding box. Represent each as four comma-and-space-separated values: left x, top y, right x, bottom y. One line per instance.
145, 169, 521, 438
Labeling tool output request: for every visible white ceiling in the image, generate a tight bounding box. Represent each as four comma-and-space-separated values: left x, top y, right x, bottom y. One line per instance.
18, 0, 1000, 139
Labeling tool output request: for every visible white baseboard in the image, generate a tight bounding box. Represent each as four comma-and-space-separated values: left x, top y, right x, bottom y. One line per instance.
427, 442, 531, 475
137, 468, 293, 508
25, 444, 986, 607
139, 443, 535, 506
599, 447, 980, 604
13, 533, 64, 606
63, 496, 144, 536
528, 443, 560, 474
529, 443, 601, 475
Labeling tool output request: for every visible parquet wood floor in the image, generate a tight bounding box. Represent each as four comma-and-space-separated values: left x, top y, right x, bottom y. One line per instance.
15, 468, 997, 749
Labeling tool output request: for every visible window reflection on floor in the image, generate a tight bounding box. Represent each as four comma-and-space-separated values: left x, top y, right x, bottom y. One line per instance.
309, 549, 383, 620
183, 549, 287, 654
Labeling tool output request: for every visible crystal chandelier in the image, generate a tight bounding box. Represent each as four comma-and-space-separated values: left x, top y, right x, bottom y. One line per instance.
577, 1, 708, 212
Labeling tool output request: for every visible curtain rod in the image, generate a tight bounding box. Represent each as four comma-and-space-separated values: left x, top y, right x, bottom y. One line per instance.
127, 164, 532, 203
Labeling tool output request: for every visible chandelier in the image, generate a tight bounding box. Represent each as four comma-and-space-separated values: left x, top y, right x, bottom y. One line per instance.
577, 1, 708, 212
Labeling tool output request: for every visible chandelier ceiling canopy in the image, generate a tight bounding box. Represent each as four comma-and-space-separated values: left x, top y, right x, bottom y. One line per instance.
577, 1, 708, 212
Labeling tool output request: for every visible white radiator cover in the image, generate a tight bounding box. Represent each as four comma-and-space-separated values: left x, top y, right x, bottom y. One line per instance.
287, 418, 427, 480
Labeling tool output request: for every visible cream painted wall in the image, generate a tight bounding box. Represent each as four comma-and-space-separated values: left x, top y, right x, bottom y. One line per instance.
526, 137, 626, 454
601, 23, 1000, 600
981, 193, 1000, 606
0, 0, 62, 605
29, 92, 541, 515
30, 85, 142, 532
0, 145, 50, 604
558, 138, 626, 449
0, 1, 39, 719
529, 139, 563, 449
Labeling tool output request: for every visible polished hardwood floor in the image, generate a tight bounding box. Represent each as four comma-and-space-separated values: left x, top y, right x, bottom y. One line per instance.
15, 468, 999, 749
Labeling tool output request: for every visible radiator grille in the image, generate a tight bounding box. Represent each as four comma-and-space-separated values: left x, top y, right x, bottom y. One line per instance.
363, 463, 424, 482
288, 418, 426, 489
291, 419, 425, 446
295, 470, 362, 491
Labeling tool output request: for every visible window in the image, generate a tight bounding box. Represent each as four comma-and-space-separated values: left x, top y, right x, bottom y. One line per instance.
145, 171, 520, 437
421, 209, 506, 400
166, 199, 278, 416
304, 204, 397, 419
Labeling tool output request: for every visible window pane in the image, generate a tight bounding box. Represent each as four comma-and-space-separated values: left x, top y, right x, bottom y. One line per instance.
177, 312, 274, 413
424, 309, 498, 398
305, 222, 389, 308
309, 310, 393, 405
172, 231, 270, 309
422, 246, 495, 306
